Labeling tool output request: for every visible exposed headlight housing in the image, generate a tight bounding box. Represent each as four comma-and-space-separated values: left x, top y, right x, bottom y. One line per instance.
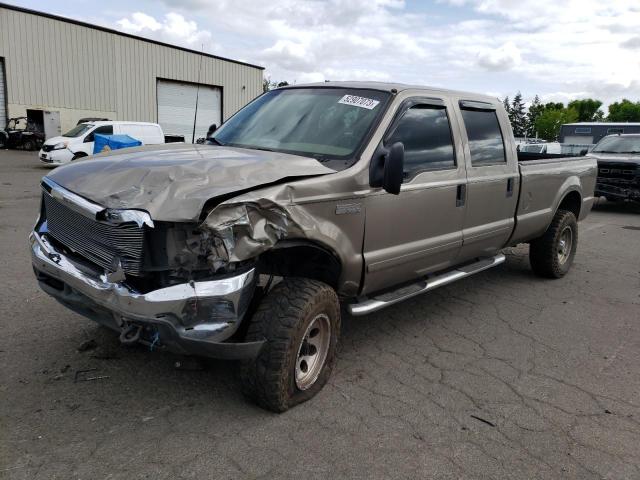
102, 208, 154, 228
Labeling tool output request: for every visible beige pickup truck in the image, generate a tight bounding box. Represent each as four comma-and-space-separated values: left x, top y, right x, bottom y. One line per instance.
30, 82, 596, 411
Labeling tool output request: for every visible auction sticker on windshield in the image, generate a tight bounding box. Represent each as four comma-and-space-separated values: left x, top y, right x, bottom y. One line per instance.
338, 95, 380, 110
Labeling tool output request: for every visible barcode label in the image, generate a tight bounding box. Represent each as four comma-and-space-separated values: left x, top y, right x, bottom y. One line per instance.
338, 95, 380, 110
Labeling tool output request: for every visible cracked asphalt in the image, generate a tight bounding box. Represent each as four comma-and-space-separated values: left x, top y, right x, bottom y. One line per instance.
1, 150, 639, 479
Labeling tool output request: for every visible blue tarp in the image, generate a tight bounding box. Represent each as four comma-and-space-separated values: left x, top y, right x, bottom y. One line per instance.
93, 134, 142, 154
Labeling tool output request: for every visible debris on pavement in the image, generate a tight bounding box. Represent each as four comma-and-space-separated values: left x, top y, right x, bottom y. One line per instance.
74, 368, 110, 383
174, 357, 205, 371
470, 415, 496, 427
77, 339, 98, 352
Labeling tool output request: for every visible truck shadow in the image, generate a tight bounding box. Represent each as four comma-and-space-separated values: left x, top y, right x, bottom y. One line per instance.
592, 198, 640, 215
70, 251, 533, 415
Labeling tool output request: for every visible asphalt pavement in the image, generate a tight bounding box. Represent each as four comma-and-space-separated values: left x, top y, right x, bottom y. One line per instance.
1, 150, 639, 479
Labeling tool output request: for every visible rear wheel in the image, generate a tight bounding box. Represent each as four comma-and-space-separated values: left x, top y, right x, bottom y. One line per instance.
22, 139, 35, 151
529, 209, 578, 278
239, 278, 340, 412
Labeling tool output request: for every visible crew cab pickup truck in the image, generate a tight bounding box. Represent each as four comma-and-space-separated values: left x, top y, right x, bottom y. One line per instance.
30, 82, 597, 412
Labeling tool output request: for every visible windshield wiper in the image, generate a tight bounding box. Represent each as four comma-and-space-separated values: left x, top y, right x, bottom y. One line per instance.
245, 145, 277, 152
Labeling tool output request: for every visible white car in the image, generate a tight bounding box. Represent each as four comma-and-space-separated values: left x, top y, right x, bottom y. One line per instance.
39, 121, 164, 166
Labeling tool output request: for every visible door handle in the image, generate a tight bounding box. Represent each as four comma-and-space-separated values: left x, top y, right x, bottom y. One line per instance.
506, 177, 514, 197
456, 184, 466, 207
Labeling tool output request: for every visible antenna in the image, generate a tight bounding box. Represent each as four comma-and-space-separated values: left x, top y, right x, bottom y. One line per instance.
191, 44, 204, 143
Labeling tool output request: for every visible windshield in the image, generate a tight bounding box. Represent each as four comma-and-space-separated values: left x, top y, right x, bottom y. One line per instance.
592, 136, 640, 154
211, 88, 390, 164
521, 144, 544, 153
63, 124, 94, 138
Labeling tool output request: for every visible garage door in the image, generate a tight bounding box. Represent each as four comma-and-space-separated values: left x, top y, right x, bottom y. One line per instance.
0, 58, 6, 130
157, 80, 222, 143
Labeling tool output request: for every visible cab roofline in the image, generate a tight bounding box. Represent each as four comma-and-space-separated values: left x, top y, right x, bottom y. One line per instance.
278, 81, 499, 103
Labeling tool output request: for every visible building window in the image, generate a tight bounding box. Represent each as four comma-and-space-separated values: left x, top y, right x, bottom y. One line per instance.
387, 104, 456, 180
607, 128, 624, 134
575, 127, 592, 134
460, 109, 506, 166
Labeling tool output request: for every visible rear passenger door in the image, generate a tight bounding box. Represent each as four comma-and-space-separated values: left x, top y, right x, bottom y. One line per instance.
456, 100, 519, 260
362, 97, 467, 294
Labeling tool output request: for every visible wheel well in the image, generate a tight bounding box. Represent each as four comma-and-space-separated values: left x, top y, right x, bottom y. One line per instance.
558, 191, 581, 218
258, 241, 342, 289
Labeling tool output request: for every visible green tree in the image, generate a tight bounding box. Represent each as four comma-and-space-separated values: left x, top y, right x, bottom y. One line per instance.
543, 102, 564, 111
607, 99, 640, 122
567, 99, 604, 122
263, 78, 291, 92
502, 96, 511, 117
509, 92, 527, 137
526, 95, 544, 137
535, 107, 578, 141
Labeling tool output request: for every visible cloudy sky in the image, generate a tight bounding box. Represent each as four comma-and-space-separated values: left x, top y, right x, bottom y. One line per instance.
13, 0, 640, 107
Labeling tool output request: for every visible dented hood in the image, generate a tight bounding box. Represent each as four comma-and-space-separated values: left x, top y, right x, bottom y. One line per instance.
45, 143, 336, 221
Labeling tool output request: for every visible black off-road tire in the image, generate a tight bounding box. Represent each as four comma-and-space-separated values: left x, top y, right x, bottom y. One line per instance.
239, 278, 340, 412
529, 209, 578, 278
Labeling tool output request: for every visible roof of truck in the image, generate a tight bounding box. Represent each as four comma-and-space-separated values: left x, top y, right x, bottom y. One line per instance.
282, 81, 500, 103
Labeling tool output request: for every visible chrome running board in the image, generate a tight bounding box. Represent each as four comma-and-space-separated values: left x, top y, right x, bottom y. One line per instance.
347, 254, 506, 316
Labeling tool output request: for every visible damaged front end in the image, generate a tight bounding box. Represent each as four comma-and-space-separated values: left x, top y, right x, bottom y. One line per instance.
194, 200, 305, 270
30, 179, 265, 360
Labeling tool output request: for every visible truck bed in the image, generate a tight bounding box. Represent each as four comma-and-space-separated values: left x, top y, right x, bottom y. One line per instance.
509, 156, 597, 245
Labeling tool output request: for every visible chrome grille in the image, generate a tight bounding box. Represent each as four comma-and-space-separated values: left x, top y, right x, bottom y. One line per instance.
42, 191, 146, 276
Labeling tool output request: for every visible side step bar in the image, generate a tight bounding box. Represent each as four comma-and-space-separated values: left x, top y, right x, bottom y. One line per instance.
347, 254, 506, 316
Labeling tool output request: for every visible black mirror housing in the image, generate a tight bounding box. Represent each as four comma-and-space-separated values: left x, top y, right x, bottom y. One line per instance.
382, 142, 404, 195
369, 141, 405, 194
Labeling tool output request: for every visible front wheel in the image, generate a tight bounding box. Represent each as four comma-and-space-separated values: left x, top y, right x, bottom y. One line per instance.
239, 278, 340, 412
529, 209, 578, 278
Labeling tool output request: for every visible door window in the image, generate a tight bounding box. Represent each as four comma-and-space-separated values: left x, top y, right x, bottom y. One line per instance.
85, 125, 113, 142
387, 104, 456, 180
460, 108, 506, 166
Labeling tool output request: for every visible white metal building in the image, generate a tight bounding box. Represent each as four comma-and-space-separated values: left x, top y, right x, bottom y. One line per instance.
0, 3, 264, 141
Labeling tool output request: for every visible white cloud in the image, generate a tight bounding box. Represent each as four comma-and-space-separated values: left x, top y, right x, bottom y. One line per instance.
107, 0, 640, 108
621, 36, 640, 50
116, 12, 215, 51
477, 42, 521, 71
116, 12, 161, 32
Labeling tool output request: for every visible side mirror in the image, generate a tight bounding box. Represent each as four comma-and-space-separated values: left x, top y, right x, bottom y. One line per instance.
579, 149, 588, 156
383, 142, 404, 194
369, 141, 405, 195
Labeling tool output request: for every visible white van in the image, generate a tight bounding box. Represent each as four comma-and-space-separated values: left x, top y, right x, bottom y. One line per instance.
39, 121, 164, 166
520, 142, 562, 155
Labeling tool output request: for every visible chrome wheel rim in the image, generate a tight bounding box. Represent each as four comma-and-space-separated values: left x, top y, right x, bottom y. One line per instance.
295, 313, 331, 390
557, 226, 573, 265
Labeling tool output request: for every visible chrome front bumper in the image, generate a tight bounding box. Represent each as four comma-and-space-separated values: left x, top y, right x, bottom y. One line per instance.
30, 231, 263, 359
